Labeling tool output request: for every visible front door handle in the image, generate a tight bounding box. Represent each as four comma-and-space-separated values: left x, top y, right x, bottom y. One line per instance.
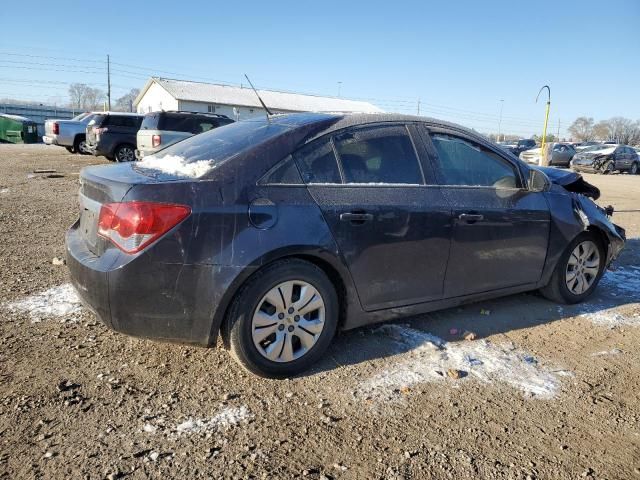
340, 212, 373, 224
458, 213, 484, 224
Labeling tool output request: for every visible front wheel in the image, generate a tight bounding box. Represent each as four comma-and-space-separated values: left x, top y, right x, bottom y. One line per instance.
227, 259, 338, 378
114, 144, 136, 162
630, 162, 639, 175
601, 161, 614, 174
540, 232, 606, 304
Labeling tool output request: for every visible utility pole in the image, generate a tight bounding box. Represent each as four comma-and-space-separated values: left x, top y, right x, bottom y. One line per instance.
497, 99, 504, 142
557, 119, 560, 140
107, 54, 111, 111
337, 81, 342, 97
417, 99, 420, 116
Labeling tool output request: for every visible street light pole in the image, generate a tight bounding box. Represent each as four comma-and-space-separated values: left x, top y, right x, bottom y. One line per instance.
497, 99, 504, 142
536, 85, 551, 165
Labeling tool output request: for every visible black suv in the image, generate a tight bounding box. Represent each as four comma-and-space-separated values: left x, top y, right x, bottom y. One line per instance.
136, 111, 234, 159
86, 113, 144, 162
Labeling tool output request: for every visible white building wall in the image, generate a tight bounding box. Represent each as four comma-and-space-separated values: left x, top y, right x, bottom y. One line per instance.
178, 100, 292, 121
136, 82, 179, 114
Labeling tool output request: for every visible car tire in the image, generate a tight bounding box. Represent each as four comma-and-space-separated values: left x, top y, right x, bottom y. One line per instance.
227, 259, 338, 378
73, 135, 89, 155
601, 160, 614, 174
539, 232, 606, 304
630, 162, 639, 175
114, 144, 136, 162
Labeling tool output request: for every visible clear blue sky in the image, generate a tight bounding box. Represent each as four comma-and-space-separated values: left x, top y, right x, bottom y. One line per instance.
1, 0, 638, 138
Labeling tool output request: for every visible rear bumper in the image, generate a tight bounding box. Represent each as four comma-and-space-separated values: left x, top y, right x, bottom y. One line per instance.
65, 221, 246, 346
42, 135, 57, 146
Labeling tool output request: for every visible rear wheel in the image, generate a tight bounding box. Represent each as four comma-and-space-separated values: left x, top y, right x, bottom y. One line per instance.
73, 135, 89, 155
540, 232, 605, 304
227, 259, 338, 378
114, 144, 136, 162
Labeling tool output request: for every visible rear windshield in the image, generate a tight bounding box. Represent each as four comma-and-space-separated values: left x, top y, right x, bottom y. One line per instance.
140, 112, 161, 130
147, 119, 289, 165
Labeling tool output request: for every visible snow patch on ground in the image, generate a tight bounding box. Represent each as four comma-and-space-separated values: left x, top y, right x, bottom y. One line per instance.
578, 266, 640, 327
4, 283, 82, 322
143, 406, 252, 436
591, 348, 622, 357
138, 154, 214, 178
599, 266, 640, 296
0, 188, 9, 194
356, 325, 564, 403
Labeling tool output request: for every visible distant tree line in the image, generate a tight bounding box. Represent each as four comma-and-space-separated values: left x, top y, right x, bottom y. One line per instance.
67, 83, 140, 112
568, 117, 640, 145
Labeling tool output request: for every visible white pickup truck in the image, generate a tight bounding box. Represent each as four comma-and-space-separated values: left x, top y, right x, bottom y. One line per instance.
43, 112, 97, 154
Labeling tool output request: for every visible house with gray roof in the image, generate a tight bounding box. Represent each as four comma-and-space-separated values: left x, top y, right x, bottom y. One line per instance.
133, 77, 382, 120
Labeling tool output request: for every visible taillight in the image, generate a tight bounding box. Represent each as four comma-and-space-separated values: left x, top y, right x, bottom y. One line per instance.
152, 135, 161, 147
97, 202, 191, 254
52, 122, 59, 135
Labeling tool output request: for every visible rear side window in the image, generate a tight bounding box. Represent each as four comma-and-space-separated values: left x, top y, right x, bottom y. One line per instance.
430, 134, 520, 189
294, 139, 341, 184
105, 115, 141, 128
333, 125, 423, 184
259, 155, 303, 185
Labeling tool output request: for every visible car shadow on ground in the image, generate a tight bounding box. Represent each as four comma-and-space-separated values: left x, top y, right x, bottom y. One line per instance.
308, 237, 640, 376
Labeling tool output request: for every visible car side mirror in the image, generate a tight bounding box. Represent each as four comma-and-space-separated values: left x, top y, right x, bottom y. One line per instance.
528, 169, 548, 192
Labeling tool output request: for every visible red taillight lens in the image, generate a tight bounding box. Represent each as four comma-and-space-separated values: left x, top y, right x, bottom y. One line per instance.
52, 122, 59, 135
152, 134, 161, 147
97, 202, 191, 254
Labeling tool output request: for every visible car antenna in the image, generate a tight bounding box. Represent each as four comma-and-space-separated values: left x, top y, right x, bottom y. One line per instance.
244, 74, 273, 120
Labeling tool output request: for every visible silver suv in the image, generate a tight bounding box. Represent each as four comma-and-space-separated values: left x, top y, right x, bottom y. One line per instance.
136, 111, 233, 158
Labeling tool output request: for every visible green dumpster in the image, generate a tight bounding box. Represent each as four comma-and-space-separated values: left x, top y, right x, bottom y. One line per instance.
0, 114, 39, 144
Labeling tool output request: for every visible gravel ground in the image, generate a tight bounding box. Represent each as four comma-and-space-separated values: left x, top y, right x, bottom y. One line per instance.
1, 144, 639, 480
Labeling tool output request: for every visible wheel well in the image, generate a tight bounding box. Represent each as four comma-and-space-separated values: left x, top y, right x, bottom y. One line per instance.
586, 226, 610, 257
218, 254, 348, 349
73, 133, 85, 143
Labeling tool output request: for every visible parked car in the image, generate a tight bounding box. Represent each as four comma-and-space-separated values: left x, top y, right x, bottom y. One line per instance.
136, 111, 234, 159
66, 113, 625, 377
86, 112, 144, 162
520, 143, 576, 167
43, 112, 96, 153
571, 144, 639, 174
499, 138, 537, 156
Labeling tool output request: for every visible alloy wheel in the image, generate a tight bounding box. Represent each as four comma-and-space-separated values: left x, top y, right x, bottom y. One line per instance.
251, 280, 325, 363
631, 163, 638, 175
565, 240, 600, 295
117, 147, 135, 162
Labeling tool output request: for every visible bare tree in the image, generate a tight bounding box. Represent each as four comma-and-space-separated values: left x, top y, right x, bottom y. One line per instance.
568, 117, 595, 141
606, 117, 640, 144
592, 121, 611, 141
68, 83, 106, 111
114, 88, 140, 112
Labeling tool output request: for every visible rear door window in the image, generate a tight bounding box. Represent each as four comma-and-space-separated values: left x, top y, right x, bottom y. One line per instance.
333, 125, 424, 184
259, 155, 303, 185
430, 133, 520, 189
106, 115, 140, 128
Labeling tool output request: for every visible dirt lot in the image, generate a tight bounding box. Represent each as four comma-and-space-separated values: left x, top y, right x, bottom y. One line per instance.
0, 144, 639, 480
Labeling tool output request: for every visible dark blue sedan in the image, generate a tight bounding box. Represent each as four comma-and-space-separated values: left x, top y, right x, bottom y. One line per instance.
66, 113, 625, 377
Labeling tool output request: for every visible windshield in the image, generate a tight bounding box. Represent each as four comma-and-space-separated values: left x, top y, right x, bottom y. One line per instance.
71, 112, 89, 121
584, 145, 615, 152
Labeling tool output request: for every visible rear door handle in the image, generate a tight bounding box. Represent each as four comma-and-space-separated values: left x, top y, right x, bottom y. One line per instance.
458, 213, 484, 224
340, 212, 373, 224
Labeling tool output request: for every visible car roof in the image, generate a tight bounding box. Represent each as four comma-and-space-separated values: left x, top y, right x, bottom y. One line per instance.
258, 112, 492, 146
93, 111, 143, 117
